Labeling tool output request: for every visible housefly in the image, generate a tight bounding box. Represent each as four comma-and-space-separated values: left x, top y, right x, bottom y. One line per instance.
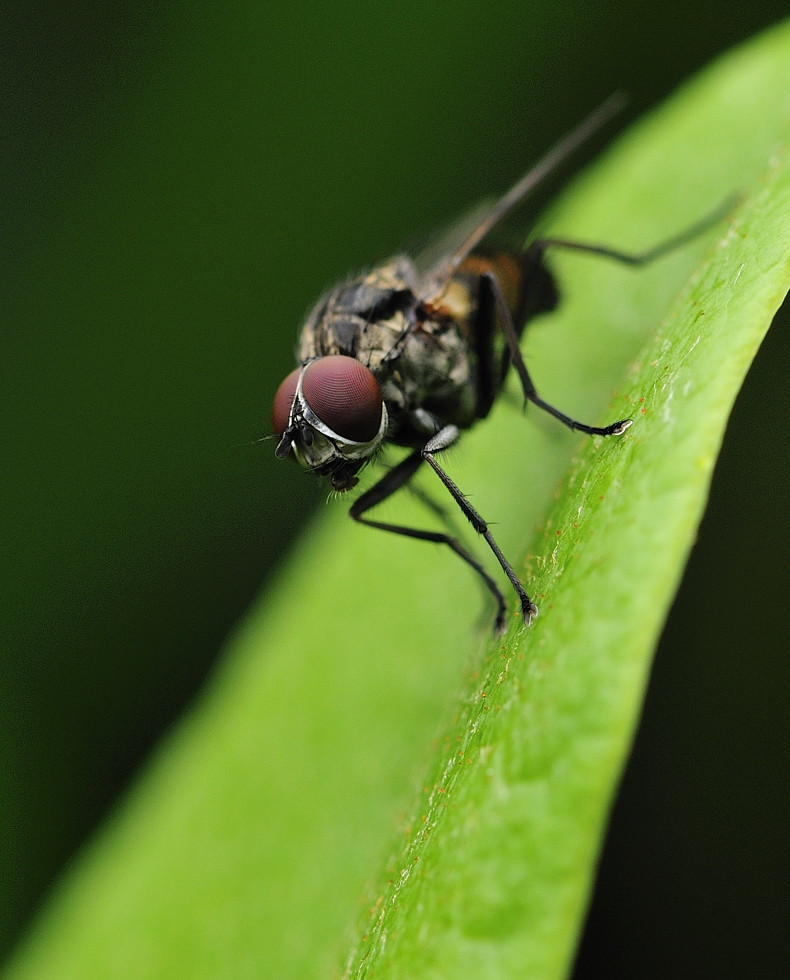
273, 96, 728, 631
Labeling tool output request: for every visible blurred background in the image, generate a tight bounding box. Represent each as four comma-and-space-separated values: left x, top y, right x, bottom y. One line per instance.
2, 1, 788, 975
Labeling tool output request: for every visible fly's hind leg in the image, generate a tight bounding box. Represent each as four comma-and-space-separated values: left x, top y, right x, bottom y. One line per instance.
484, 197, 735, 436
483, 195, 738, 436
349, 448, 516, 631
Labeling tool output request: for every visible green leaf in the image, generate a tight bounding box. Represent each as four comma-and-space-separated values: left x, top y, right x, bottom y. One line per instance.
5, 19, 790, 980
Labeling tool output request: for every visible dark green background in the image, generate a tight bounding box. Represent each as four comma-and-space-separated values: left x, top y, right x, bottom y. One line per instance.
3, 2, 788, 974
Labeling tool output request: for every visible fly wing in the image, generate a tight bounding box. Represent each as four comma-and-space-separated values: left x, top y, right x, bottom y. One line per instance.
415, 93, 628, 303
413, 196, 502, 293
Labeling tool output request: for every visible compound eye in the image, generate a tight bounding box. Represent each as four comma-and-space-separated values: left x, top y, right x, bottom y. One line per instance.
272, 368, 301, 438
302, 355, 383, 442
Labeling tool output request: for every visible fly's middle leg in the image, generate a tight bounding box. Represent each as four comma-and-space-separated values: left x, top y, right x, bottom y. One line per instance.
481, 269, 633, 437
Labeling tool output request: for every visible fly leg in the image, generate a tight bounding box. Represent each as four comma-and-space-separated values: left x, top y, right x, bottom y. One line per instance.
481, 268, 632, 436
349, 449, 514, 631
481, 196, 735, 436
421, 425, 538, 627
527, 193, 736, 270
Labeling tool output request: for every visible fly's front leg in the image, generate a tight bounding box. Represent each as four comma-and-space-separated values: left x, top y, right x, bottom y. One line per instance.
422, 425, 538, 627
349, 449, 510, 631
481, 269, 632, 437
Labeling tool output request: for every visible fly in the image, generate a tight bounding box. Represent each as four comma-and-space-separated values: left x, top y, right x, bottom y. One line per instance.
272, 95, 730, 631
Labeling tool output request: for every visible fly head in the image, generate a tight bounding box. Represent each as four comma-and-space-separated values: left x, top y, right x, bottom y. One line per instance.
272, 354, 389, 492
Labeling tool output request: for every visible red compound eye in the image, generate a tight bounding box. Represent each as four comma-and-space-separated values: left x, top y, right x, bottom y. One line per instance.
272, 368, 300, 438
301, 355, 383, 442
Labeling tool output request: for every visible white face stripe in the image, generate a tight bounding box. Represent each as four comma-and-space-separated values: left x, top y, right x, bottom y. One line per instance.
291, 364, 389, 458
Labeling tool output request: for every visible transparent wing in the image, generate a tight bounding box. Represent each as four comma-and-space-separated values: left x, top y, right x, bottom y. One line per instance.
412, 196, 501, 290
415, 93, 627, 303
